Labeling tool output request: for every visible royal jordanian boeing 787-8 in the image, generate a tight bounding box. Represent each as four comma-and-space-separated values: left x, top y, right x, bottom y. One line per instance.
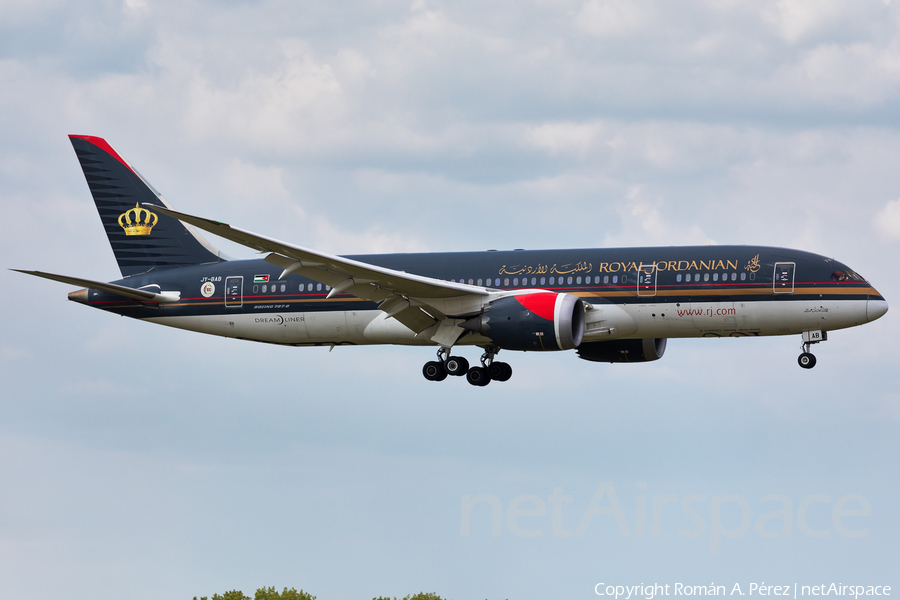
15, 135, 889, 385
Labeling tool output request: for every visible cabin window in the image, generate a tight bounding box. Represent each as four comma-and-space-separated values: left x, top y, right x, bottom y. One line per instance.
676, 274, 682, 282
262, 284, 268, 293
253, 285, 259, 293
280, 284, 286, 292
622, 275, 628, 283
566, 276, 573, 285
704, 273, 710, 281
603, 276, 609, 284
466, 278, 472, 285
576, 276, 582, 284
317, 283, 322, 291
732, 273, 737, 281
502, 278, 508, 286
540, 277, 546, 285
740, 273, 746, 281
493, 278, 498, 286
477, 278, 483, 286
531, 277, 536, 285
613, 275, 618, 284
713, 273, 718, 281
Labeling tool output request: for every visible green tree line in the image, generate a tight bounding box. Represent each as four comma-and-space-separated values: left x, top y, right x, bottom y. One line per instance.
193, 588, 452, 600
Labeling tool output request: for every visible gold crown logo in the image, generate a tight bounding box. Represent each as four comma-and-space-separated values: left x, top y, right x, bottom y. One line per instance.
118, 203, 158, 236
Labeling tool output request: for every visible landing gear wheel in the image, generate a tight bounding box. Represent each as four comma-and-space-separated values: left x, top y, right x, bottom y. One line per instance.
489, 361, 512, 382
423, 361, 447, 381
798, 352, 817, 369
445, 356, 469, 376
466, 366, 491, 386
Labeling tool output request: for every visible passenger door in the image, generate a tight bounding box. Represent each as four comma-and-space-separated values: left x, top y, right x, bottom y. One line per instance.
773, 262, 795, 293
225, 276, 243, 307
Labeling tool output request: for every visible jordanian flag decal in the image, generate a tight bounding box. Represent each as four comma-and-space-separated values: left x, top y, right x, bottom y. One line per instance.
254, 275, 270, 283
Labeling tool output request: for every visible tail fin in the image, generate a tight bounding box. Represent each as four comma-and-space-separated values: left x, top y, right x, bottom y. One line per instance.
69, 135, 224, 277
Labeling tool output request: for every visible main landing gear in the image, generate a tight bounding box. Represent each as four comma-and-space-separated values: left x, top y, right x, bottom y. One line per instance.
797, 330, 827, 369
423, 346, 513, 386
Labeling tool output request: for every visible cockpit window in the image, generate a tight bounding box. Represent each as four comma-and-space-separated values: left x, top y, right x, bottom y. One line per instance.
831, 270, 867, 282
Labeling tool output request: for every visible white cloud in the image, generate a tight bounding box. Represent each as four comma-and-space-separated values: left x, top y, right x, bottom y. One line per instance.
761, 0, 850, 44
122, 0, 147, 14
576, 0, 655, 38
223, 159, 289, 203
527, 121, 605, 156
873, 197, 900, 239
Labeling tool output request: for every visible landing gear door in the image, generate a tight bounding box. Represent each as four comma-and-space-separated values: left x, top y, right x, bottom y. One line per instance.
225, 276, 243, 307
773, 262, 795, 294
637, 264, 657, 297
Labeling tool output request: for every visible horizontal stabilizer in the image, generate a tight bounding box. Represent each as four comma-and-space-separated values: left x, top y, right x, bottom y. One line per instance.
11, 270, 180, 303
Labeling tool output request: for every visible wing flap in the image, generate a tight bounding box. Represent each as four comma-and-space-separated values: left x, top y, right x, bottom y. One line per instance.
391, 306, 439, 333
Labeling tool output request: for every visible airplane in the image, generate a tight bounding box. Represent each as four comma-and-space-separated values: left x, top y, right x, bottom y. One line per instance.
14, 135, 889, 385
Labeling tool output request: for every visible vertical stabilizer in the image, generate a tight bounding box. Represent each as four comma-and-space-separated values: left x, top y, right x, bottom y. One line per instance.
69, 135, 224, 277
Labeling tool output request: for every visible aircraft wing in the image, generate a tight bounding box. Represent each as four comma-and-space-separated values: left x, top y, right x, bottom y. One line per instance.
12, 270, 181, 303
144, 204, 490, 334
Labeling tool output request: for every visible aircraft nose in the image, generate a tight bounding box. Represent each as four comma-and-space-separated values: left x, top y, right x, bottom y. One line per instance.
867, 294, 888, 322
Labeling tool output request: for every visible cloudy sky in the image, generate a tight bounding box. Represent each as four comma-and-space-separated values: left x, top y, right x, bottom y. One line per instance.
2, 1, 899, 598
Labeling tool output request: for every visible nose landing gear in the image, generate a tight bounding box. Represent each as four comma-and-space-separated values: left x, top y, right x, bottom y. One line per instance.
797, 330, 827, 369
421, 346, 513, 385
798, 352, 816, 369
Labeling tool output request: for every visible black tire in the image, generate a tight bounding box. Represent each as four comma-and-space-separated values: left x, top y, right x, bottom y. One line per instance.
466, 366, 491, 386
445, 356, 469, 376
798, 352, 817, 369
423, 361, 447, 381
489, 361, 513, 382
498, 362, 512, 382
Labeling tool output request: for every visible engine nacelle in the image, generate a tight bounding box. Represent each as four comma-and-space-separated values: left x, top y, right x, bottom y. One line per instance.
577, 338, 668, 363
461, 292, 585, 351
